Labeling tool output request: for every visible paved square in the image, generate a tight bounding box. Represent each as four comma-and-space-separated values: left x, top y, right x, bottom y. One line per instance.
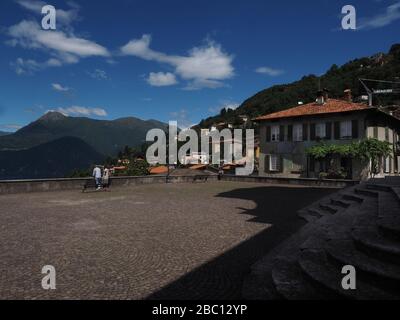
0, 181, 335, 299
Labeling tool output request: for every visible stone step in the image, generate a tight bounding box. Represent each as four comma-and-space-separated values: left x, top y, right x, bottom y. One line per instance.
299, 249, 398, 300
326, 239, 400, 291
366, 184, 393, 192
330, 198, 353, 208
271, 258, 331, 300
352, 227, 400, 265
355, 187, 379, 198
378, 191, 400, 240
319, 203, 341, 214
298, 209, 320, 223
340, 193, 365, 203
391, 187, 400, 203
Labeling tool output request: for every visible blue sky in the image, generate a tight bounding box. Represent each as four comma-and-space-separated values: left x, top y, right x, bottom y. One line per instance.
0, 0, 399, 131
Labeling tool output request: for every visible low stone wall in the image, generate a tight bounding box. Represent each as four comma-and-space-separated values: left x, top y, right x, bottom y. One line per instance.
221, 174, 359, 188
0, 175, 219, 195
0, 174, 357, 195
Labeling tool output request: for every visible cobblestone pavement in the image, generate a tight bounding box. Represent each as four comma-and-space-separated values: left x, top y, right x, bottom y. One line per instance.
0, 181, 335, 299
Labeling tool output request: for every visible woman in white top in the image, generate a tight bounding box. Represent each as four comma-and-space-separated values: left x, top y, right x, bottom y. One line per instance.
102, 167, 111, 189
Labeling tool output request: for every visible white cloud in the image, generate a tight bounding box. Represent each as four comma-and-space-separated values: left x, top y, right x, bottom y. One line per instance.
6, 18, 109, 73
358, 2, 400, 29
8, 20, 109, 58
255, 66, 284, 76
53, 106, 108, 117
121, 34, 234, 89
52, 83, 70, 92
169, 109, 196, 130
87, 69, 108, 80
147, 72, 178, 87
11, 57, 63, 75
1, 124, 23, 130
208, 101, 239, 114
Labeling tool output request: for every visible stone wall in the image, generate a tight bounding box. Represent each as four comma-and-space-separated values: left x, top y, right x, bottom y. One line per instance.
0, 174, 356, 195
0, 175, 219, 195
221, 174, 358, 188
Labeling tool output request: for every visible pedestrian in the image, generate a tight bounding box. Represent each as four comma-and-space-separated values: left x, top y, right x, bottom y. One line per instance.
103, 166, 111, 189
218, 162, 224, 181
93, 165, 102, 190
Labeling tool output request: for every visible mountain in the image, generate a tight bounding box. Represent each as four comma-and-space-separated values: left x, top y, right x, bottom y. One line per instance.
0, 131, 11, 136
0, 112, 168, 156
0, 136, 104, 180
198, 43, 400, 128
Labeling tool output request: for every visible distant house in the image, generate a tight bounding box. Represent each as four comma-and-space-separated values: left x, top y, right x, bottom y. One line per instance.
254, 90, 400, 180
149, 166, 168, 175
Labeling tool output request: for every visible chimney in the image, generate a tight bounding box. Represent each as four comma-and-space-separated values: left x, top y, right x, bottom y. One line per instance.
316, 90, 326, 105
323, 88, 329, 102
344, 89, 352, 102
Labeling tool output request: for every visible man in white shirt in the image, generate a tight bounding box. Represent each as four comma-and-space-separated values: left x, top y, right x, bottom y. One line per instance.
93, 165, 102, 190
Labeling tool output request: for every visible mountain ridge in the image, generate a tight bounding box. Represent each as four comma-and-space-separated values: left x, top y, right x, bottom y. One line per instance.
0, 136, 104, 180
0, 112, 168, 156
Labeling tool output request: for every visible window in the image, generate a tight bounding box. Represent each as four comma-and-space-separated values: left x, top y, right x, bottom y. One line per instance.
270, 154, 280, 171
293, 124, 303, 141
340, 120, 352, 139
315, 123, 326, 139
271, 126, 280, 142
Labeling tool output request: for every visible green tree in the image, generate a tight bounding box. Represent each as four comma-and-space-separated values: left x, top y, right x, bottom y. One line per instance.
356, 138, 392, 177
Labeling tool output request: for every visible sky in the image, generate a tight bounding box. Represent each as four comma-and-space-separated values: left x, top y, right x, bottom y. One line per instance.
0, 0, 399, 131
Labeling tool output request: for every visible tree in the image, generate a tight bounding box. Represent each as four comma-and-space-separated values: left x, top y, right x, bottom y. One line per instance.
356, 138, 391, 177
306, 139, 392, 178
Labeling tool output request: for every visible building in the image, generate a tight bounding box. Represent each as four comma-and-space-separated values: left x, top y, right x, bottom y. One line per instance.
254, 90, 400, 180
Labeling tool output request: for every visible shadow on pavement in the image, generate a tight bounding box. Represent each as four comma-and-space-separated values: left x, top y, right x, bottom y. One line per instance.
147, 185, 336, 300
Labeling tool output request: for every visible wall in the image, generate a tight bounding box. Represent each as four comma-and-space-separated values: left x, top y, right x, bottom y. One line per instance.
221, 174, 358, 188
0, 174, 357, 195
0, 175, 218, 195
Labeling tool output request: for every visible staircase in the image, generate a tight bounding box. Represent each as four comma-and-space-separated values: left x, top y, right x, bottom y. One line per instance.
243, 176, 400, 300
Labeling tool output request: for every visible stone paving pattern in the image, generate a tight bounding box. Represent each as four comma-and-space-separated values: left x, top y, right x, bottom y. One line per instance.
0, 181, 335, 299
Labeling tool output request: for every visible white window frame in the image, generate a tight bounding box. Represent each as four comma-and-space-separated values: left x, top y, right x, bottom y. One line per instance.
271, 125, 280, 142
315, 123, 326, 139
293, 124, 303, 142
340, 120, 352, 139
270, 154, 279, 171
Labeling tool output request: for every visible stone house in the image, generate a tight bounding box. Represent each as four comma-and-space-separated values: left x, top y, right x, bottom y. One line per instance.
254, 90, 400, 180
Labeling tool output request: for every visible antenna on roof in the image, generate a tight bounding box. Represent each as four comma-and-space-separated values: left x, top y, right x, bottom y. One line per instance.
359, 78, 400, 107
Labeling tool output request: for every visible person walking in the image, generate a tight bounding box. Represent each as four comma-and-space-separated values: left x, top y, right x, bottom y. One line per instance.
102, 166, 111, 190
93, 165, 102, 190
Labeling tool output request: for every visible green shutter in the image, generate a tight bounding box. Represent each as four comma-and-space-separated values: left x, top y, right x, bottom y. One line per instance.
334, 122, 340, 140
279, 125, 285, 141
287, 125, 293, 141
303, 124, 308, 141
352, 120, 359, 139
279, 156, 284, 172
326, 122, 332, 140
310, 123, 316, 141
266, 126, 271, 142
265, 155, 270, 173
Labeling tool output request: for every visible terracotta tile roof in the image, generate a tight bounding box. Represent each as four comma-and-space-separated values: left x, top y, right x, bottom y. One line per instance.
254, 99, 370, 121
189, 164, 207, 170
149, 166, 168, 174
